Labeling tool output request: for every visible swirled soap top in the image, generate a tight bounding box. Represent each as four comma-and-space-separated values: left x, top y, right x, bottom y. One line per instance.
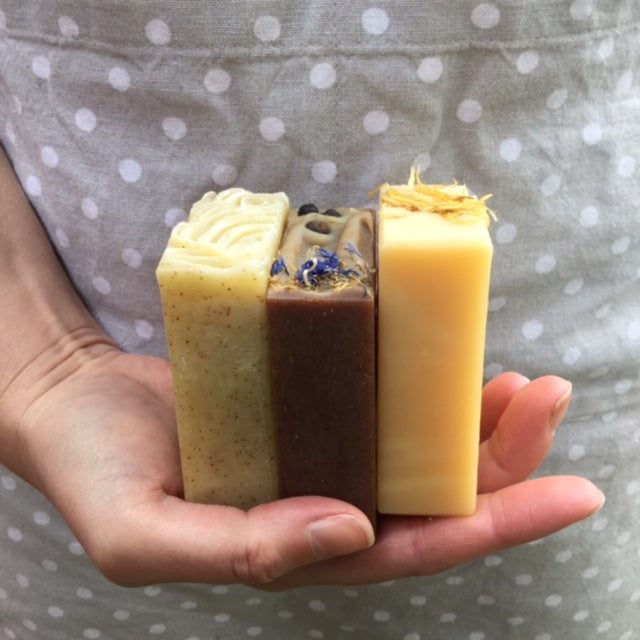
270, 204, 374, 292
163, 189, 289, 271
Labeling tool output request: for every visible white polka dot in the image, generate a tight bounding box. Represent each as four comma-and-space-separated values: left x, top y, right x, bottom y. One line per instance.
495, 223, 517, 244
627, 320, 640, 341
308, 631, 324, 639
409, 595, 427, 606
309, 62, 336, 89
545, 594, 562, 607
342, 589, 359, 598
598, 464, 616, 479
583, 566, 600, 579
1, 475, 17, 490
611, 235, 630, 255
108, 67, 130, 92
564, 278, 583, 295
592, 516, 608, 531
597, 621, 613, 633
259, 116, 285, 142
515, 574, 533, 586
522, 319, 544, 341
608, 578, 623, 592
311, 160, 337, 184
471, 3, 501, 29
508, 617, 525, 626
32, 56, 51, 79
626, 480, 640, 496
446, 576, 464, 586
118, 159, 142, 183
245, 596, 261, 606
212, 164, 238, 187
440, 613, 456, 623
113, 609, 131, 621
469, 632, 486, 640
144, 585, 162, 597
362, 8, 390, 35
373, 610, 391, 622
568, 443, 586, 461
456, 99, 482, 123
48, 606, 64, 619
58, 15, 79, 37
488, 296, 506, 311
404, 634, 421, 640
42, 559, 58, 571
33, 510, 51, 525
617, 155, 636, 178
500, 138, 522, 162
541, 174, 561, 196
582, 122, 602, 145
164, 207, 186, 227
363, 109, 390, 135
417, 57, 443, 83
75, 108, 97, 133
562, 346, 582, 366
16, 574, 30, 588
83, 629, 101, 639
597, 36, 614, 60
546, 87, 568, 110
516, 50, 539, 74
23, 619, 37, 631
477, 595, 495, 606
308, 599, 326, 612
25, 175, 42, 197
246, 627, 263, 637
180, 600, 197, 610
149, 623, 166, 634
631, 590, 640, 603
212, 585, 228, 595
412, 152, 431, 173
7, 527, 23, 542
570, 0, 592, 21
579, 205, 599, 227
484, 555, 503, 567
573, 610, 590, 622
204, 68, 231, 94
484, 362, 504, 378
41, 146, 59, 168
92, 276, 111, 295
535, 254, 556, 274
121, 248, 142, 269
616, 70, 633, 95
145, 19, 172, 45
76, 587, 93, 599
214, 613, 230, 623
555, 549, 573, 563
162, 117, 187, 141
254, 15, 281, 41
81, 197, 100, 220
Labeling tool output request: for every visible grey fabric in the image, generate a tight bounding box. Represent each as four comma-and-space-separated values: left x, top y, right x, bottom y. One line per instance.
1, 1, 638, 638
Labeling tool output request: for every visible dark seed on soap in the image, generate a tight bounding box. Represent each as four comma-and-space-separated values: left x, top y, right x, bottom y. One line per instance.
323, 208, 342, 217
305, 220, 331, 234
298, 203, 320, 215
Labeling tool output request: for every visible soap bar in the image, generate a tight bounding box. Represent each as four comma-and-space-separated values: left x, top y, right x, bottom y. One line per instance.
156, 188, 289, 508
376, 175, 494, 516
267, 205, 377, 524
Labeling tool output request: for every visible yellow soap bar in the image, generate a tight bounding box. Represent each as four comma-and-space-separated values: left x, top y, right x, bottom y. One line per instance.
377, 177, 494, 516
156, 188, 289, 508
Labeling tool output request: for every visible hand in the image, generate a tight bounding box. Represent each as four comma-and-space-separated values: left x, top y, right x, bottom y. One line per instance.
9, 351, 603, 589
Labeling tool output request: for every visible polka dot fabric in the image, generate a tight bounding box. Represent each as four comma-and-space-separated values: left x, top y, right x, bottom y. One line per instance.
1, 1, 639, 638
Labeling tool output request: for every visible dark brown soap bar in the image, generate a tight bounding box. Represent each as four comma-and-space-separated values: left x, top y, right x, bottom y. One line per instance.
267, 205, 377, 525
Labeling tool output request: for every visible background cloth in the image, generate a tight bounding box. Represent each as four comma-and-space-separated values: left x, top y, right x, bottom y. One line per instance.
1, 1, 638, 638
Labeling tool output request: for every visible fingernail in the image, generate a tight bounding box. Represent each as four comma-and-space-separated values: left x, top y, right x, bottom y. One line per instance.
550, 381, 572, 433
307, 515, 375, 560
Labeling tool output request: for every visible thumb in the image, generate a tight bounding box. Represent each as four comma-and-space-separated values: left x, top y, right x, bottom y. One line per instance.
102, 495, 375, 588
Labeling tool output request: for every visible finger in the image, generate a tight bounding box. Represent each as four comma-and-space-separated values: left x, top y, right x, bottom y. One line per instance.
91, 494, 375, 588
271, 475, 604, 588
480, 371, 530, 441
477, 375, 572, 493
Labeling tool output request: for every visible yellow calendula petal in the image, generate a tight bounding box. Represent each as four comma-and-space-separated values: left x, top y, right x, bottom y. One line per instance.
373, 167, 496, 226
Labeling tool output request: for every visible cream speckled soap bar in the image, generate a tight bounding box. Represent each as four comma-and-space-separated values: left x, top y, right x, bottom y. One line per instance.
157, 188, 289, 508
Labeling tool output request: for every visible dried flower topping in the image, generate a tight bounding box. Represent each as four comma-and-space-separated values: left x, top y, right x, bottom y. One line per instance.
375, 167, 496, 226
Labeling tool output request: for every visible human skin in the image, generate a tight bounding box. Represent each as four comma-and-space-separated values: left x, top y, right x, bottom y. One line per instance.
0, 148, 603, 589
